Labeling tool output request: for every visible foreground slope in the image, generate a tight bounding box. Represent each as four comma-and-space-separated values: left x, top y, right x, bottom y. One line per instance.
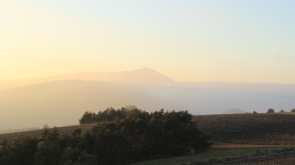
225, 153, 295, 165
193, 113, 295, 145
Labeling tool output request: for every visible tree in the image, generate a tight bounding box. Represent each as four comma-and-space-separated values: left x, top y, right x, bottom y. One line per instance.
267, 108, 275, 113
79, 112, 96, 124
0, 108, 212, 165
291, 109, 295, 112
0, 136, 38, 165
280, 109, 284, 113
33, 142, 61, 165
253, 111, 258, 114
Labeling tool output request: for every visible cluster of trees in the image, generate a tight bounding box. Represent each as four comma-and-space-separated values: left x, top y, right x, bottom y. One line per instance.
0, 108, 211, 165
266, 108, 295, 113
253, 108, 295, 114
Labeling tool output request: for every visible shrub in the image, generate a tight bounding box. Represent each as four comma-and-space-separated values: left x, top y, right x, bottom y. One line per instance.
267, 108, 275, 113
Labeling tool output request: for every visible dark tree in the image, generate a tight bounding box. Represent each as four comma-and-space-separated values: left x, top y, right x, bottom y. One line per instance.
0, 108, 212, 165
267, 108, 275, 113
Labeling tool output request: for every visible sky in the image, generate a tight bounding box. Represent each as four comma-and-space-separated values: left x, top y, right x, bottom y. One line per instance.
1, 0, 295, 83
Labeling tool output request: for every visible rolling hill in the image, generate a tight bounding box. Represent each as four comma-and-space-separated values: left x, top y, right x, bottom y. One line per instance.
0, 80, 182, 130
2, 67, 295, 130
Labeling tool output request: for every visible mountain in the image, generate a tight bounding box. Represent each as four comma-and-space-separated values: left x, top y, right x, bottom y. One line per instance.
2, 68, 295, 128
223, 108, 246, 114
0, 68, 174, 91
0, 80, 182, 130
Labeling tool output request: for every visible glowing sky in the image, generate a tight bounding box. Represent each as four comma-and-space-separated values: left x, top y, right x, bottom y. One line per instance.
1, 0, 295, 83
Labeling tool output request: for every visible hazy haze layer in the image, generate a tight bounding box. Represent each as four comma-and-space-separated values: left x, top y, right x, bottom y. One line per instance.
0, 79, 182, 130
1, 68, 295, 130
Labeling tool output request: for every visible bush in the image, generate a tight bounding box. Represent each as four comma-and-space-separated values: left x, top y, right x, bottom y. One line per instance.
267, 108, 275, 113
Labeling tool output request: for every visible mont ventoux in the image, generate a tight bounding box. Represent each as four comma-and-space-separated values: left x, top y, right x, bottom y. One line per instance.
1, 68, 295, 130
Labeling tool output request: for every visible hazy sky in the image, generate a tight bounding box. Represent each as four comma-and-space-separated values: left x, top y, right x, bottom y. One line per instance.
1, 0, 295, 83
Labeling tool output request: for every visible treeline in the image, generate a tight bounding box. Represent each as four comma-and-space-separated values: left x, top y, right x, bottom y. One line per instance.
0, 108, 211, 165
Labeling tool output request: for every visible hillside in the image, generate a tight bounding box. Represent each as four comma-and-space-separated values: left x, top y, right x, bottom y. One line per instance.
193, 113, 295, 145
0, 124, 95, 142
0, 80, 182, 130
2, 68, 295, 116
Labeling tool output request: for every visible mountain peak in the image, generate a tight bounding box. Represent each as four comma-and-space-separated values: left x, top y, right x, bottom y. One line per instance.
223, 108, 246, 114
123, 67, 161, 73
0, 68, 175, 90
120, 68, 175, 85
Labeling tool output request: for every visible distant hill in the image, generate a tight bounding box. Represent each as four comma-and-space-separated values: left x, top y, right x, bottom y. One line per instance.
0, 124, 94, 141
223, 108, 246, 114
2, 68, 295, 121
138, 82, 295, 114
0, 68, 174, 91
193, 113, 295, 145
0, 127, 39, 134
0, 80, 182, 130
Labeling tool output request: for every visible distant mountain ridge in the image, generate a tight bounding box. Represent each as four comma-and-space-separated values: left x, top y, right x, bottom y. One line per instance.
1, 68, 295, 130
0, 68, 174, 91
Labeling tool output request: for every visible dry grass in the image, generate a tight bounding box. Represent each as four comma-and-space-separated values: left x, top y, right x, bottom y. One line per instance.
131, 141, 295, 165
193, 113, 295, 145
225, 153, 295, 165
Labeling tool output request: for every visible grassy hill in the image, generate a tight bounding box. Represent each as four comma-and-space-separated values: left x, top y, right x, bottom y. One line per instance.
193, 113, 295, 145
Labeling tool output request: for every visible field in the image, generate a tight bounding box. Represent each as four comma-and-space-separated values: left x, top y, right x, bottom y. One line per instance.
225, 153, 295, 165
193, 113, 295, 145
131, 141, 295, 165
